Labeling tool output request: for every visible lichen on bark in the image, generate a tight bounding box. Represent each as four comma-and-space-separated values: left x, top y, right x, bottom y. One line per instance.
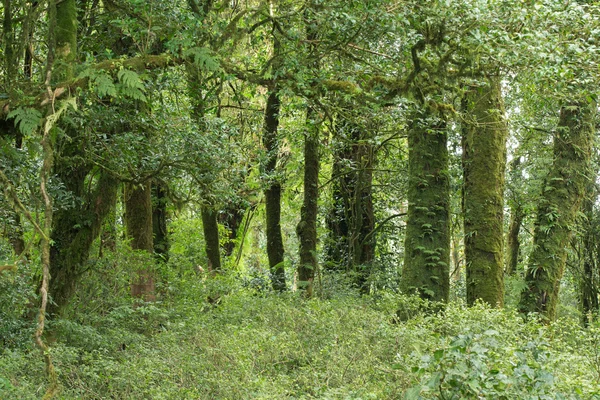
519, 102, 594, 320
462, 77, 508, 307
400, 107, 450, 303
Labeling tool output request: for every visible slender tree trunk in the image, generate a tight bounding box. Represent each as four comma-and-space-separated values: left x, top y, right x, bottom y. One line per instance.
296, 11, 320, 296
325, 118, 375, 291
462, 77, 507, 307
297, 107, 320, 297
125, 181, 155, 302
519, 102, 594, 320
262, 89, 286, 291
505, 204, 524, 275
219, 203, 245, 257
325, 154, 350, 269
98, 192, 117, 258
401, 108, 450, 302
351, 137, 375, 292
152, 181, 169, 262
201, 206, 221, 272
580, 186, 598, 324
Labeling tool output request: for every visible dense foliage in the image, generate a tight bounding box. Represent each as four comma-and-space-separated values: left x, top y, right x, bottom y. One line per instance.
2, 0, 600, 398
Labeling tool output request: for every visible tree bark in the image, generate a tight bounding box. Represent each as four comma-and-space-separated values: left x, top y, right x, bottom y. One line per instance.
201, 205, 221, 272
519, 102, 594, 320
219, 203, 245, 257
297, 107, 320, 297
152, 181, 169, 262
125, 181, 155, 302
462, 77, 507, 307
325, 118, 375, 291
505, 204, 523, 276
262, 89, 286, 291
400, 108, 450, 302
49, 171, 119, 313
581, 188, 599, 324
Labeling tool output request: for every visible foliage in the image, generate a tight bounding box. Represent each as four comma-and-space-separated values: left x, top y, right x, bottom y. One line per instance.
2, 278, 600, 399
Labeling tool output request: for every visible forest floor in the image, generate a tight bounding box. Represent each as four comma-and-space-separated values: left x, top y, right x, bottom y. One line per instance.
1, 273, 600, 399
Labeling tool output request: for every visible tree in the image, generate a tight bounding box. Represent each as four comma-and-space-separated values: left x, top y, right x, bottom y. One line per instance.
461, 76, 508, 307
519, 102, 595, 320
401, 106, 450, 302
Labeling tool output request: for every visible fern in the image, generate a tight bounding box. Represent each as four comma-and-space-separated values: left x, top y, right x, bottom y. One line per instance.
117, 69, 145, 90
7, 107, 42, 136
184, 47, 219, 71
119, 86, 147, 102
94, 73, 117, 98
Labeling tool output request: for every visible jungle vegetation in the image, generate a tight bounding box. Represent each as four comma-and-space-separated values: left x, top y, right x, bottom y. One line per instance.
2, 0, 600, 398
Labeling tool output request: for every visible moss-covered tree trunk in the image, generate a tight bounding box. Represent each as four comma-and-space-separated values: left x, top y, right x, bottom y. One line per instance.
49, 0, 121, 314
219, 202, 245, 257
325, 118, 375, 291
350, 136, 375, 292
296, 12, 320, 297
580, 188, 599, 323
152, 181, 169, 262
49, 172, 119, 313
462, 77, 508, 307
297, 107, 320, 297
519, 102, 594, 320
201, 206, 221, 272
400, 108, 450, 302
262, 88, 286, 291
125, 181, 155, 302
505, 204, 523, 275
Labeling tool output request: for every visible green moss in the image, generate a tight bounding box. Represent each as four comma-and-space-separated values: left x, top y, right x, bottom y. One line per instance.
520, 102, 595, 320
462, 77, 508, 307
401, 108, 450, 302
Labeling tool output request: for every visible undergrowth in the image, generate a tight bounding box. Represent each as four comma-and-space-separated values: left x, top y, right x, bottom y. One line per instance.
1, 269, 600, 399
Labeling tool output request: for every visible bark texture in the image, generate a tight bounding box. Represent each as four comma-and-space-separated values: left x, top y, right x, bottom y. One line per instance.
519, 103, 594, 320
49, 172, 119, 313
505, 204, 523, 276
201, 206, 221, 272
401, 109, 450, 302
462, 77, 507, 307
326, 119, 375, 291
262, 89, 286, 291
125, 181, 156, 302
297, 107, 320, 297
296, 10, 320, 297
581, 189, 599, 323
152, 182, 170, 262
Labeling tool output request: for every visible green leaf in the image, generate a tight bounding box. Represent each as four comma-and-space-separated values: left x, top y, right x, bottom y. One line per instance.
94, 74, 117, 98
403, 387, 421, 400
185, 47, 220, 71
117, 69, 145, 90
7, 107, 42, 135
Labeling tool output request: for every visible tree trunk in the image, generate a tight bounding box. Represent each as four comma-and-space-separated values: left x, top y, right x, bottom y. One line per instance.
580, 185, 598, 324
98, 192, 117, 258
297, 107, 320, 297
219, 203, 245, 257
401, 109, 450, 302
49, 172, 119, 313
262, 89, 286, 291
125, 181, 155, 302
296, 10, 320, 297
152, 181, 169, 262
325, 154, 350, 269
201, 205, 221, 272
462, 77, 507, 307
519, 102, 594, 320
325, 118, 375, 291
505, 204, 524, 275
